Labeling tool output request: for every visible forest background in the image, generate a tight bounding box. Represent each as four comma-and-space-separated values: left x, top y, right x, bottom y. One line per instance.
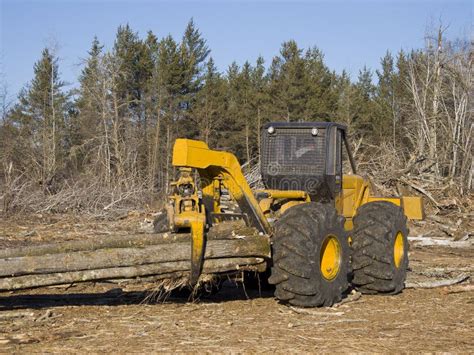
0, 19, 471, 216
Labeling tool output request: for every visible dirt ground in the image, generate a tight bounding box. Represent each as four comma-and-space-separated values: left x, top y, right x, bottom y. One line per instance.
0, 212, 473, 353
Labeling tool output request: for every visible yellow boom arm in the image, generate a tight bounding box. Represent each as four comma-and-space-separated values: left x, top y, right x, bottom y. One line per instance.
173, 139, 271, 234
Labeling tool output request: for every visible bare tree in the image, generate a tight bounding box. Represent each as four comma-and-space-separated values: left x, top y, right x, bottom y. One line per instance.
406, 24, 472, 194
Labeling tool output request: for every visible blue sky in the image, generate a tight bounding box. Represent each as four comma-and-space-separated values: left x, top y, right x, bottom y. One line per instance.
0, 0, 472, 98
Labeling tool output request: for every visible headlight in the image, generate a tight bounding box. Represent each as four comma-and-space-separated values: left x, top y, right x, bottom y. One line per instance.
311, 128, 319, 136
267, 126, 275, 134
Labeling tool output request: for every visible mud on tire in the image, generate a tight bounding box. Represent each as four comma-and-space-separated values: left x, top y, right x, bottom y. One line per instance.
351, 201, 409, 294
268, 202, 350, 307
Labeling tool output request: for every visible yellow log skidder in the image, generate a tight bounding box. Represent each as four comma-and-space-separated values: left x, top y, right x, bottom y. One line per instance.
158, 122, 424, 307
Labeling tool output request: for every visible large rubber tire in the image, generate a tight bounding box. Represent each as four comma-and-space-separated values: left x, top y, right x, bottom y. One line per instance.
268, 203, 350, 307
351, 201, 409, 294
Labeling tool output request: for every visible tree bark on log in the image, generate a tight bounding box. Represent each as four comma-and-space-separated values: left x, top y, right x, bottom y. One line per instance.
0, 257, 265, 291
0, 236, 270, 277
0, 223, 255, 259
0, 233, 178, 259
0, 223, 270, 291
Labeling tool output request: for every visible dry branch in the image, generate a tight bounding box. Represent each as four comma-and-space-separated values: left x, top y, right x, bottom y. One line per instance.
441, 284, 474, 294
397, 177, 440, 207
332, 291, 362, 308
408, 236, 473, 248
288, 307, 344, 316
405, 273, 469, 289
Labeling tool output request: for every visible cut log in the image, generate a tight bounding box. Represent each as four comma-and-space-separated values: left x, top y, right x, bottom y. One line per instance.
0, 222, 269, 292
0, 233, 178, 259
0, 223, 254, 259
0, 257, 265, 291
0, 235, 270, 277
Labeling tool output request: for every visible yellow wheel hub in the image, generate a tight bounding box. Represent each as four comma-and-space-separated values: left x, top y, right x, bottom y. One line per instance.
394, 232, 405, 268
320, 235, 341, 281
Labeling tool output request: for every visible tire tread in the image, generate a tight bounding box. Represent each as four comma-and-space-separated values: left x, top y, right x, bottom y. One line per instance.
351, 201, 409, 295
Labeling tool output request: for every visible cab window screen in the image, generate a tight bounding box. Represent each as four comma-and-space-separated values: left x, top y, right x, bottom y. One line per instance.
262, 128, 326, 176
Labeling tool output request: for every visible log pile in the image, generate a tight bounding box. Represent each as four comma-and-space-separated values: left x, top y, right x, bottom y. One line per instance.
0, 225, 270, 291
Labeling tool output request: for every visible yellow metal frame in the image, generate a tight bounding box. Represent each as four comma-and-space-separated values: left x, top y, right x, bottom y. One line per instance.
173, 139, 271, 234
337, 175, 424, 230
167, 139, 424, 283
167, 167, 206, 285
255, 190, 311, 217
172, 139, 424, 232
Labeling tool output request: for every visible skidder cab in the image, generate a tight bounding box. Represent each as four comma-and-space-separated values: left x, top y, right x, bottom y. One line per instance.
163, 121, 424, 307
261, 122, 349, 202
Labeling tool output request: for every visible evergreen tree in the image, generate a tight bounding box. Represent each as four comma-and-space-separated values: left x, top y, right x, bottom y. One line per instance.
268, 40, 307, 122
151, 34, 185, 188
4, 20, 469, 207
375, 51, 396, 140
180, 18, 211, 98
73, 37, 104, 149
304, 46, 338, 121
112, 25, 155, 178
352, 66, 377, 135
179, 19, 211, 138
192, 57, 227, 145
9, 48, 68, 187
394, 50, 412, 130
239, 61, 254, 162
250, 56, 268, 158
113, 24, 143, 109
226, 62, 246, 159
334, 70, 355, 128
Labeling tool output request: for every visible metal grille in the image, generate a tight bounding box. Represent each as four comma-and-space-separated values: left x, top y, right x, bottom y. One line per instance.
262, 128, 326, 176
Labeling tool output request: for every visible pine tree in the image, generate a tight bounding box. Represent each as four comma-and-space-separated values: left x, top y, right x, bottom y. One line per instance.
225, 62, 246, 159
375, 51, 396, 141
178, 19, 211, 139
112, 25, 155, 179
304, 46, 338, 121
73, 37, 104, 149
394, 50, 412, 130
151, 34, 185, 189
180, 18, 210, 98
113, 24, 142, 110
240, 61, 254, 162
268, 40, 307, 122
9, 48, 68, 188
192, 57, 227, 145
143, 30, 160, 186
334, 70, 355, 128
250, 56, 268, 158
135, 32, 155, 174
353, 66, 377, 136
